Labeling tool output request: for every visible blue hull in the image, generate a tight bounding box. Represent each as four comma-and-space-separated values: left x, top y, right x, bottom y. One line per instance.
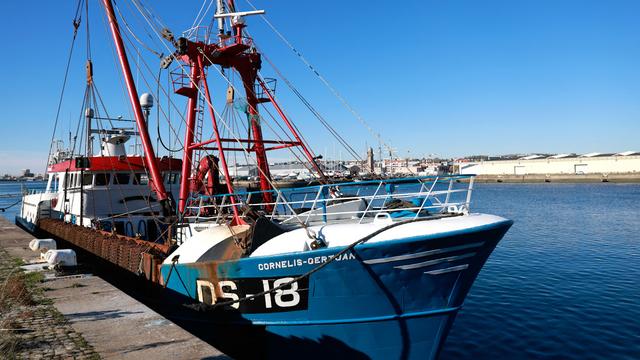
15, 215, 37, 234
161, 220, 513, 359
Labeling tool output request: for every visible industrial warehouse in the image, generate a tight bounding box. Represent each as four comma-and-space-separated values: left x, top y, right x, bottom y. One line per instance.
456, 151, 640, 182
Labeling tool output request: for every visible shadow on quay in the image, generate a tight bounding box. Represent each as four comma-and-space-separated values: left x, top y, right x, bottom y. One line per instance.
50, 237, 370, 360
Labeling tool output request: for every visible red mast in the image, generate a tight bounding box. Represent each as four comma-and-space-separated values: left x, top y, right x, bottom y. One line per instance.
101, 0, 172, 215
235, 44, 274, 201
177, 61, 201, 215
167, 3, 325, 215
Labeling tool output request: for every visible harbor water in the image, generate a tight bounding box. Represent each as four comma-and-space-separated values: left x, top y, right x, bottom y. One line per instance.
0, 181, 45, 219
2, 181, 638, 359
441, 183, 640, 360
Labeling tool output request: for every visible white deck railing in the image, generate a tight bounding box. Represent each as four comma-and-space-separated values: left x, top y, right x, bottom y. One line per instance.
184, 175, 475, 226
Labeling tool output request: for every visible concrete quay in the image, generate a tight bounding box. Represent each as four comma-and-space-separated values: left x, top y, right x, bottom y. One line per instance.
0, 217, 229, 360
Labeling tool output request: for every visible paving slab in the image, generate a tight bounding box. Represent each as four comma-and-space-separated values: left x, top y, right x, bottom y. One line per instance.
0, 217, 229, 360
43, 274, 228, 359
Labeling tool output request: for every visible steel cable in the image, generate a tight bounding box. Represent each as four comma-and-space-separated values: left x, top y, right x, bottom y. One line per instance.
45, 0, 84, 174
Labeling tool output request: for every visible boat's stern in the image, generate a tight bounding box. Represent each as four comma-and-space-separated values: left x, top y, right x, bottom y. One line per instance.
16, 191, 58, 234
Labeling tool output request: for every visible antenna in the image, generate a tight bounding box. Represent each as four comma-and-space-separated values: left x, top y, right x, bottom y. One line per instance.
213, 10, 265, 19
216, 0, 226, 36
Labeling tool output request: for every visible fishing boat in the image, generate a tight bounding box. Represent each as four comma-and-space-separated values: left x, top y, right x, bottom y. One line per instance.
17, 1, 512, 359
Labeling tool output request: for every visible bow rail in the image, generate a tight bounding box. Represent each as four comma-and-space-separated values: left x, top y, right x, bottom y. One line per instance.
184, 175, 475, 227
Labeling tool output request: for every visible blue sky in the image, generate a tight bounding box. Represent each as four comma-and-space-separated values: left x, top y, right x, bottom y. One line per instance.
1, 0, 639, 174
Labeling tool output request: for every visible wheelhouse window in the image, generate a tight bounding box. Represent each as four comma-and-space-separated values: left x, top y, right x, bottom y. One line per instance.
82, 174, 93, 186
114, 173, 130, 185
133, 173, 149, 185
52, 174, 60, 192
95, 173, 111, 186
163, 172, 179, 184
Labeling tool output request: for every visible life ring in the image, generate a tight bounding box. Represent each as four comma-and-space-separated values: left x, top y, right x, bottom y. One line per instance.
193, 155, 220, 196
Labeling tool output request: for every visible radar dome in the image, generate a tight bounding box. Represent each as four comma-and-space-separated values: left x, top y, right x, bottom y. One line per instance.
140, 93, 154, 109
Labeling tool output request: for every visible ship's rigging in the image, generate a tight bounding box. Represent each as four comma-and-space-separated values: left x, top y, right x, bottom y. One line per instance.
46, 0, 404, 235
18, 4, 513, 357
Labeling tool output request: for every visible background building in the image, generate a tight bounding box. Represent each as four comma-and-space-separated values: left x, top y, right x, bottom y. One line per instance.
457, 152, 640, 175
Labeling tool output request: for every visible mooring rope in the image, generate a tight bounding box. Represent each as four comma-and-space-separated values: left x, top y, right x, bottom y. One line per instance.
0, 200, 21, 212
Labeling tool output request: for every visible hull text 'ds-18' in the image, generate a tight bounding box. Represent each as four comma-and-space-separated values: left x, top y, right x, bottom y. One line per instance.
17, 1, 512, 359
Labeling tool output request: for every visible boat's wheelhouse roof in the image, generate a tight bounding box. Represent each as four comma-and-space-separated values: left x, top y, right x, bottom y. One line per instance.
47, 156, 181, 173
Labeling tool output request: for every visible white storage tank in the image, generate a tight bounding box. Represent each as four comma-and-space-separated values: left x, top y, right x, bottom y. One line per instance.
29, 238, 57, 254
44, 249, 77, 267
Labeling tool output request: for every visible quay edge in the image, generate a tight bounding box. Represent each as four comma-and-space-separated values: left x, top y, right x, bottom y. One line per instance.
1, 216, 229, 359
